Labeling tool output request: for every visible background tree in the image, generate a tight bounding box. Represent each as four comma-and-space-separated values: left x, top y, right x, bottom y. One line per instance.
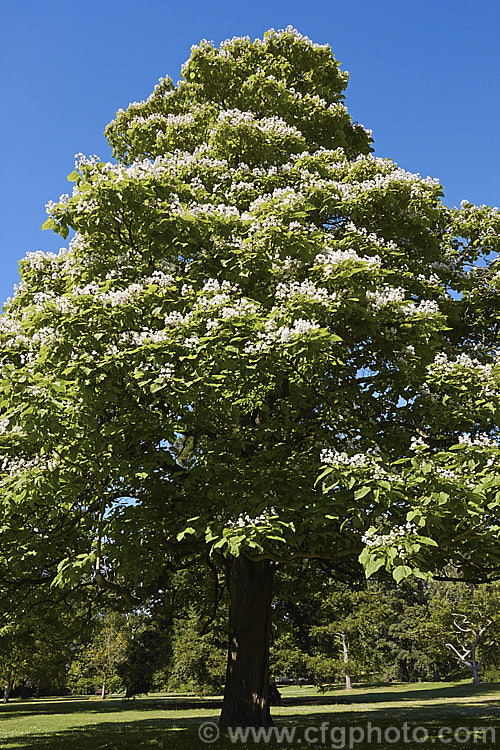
66, 612, 128, 698
0, 599, 85, 701
308, 583, 392, 690
422, 581, 500, 685
117, 627, 163, 698
0, 27, 499, 727
162, 608, 226, 695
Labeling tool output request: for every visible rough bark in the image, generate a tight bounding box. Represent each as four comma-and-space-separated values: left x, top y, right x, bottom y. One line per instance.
219, 556, 274, 728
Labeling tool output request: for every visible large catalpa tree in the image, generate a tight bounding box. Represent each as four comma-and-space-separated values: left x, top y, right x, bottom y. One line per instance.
1, 27, 499, 726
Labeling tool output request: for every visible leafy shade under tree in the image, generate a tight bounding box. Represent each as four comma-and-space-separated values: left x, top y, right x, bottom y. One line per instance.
1, 27, 500, 727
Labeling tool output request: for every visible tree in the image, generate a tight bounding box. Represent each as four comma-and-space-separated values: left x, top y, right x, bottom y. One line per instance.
422, 581, 500, 685
0, 599, 84, 701
164, 608, 226, 695
66, 612, 128, 697
308, 582, 392, 689
1, 27, 499, 727
117, 627, 163, 698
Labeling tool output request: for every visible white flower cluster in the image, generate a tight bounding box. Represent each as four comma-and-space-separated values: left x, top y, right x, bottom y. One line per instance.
435, 467, 459, 483
366, 287, 406, 310
145, 270, 174, 287
343, 222, 399, 252
428, 352, 494, 378
22, 248, 70, 272
245, 318, 320, 354
158, 364, 174, 380
218, 298, 257, 320
275, 319, 319, 342
315, 247, 381, 273
407, 300, 440, 316
129, 112, 195, 131
201, 279, 238, 294
74, 153, 101, 169
320, 448, 372, 468
193, 280, 258, 324
362, 522, 418, 548
271, 255, 305, 276
354, 158, 440, 189
227, 507, 276, 528
45, 194, 70, 215
366, 289, 440, 319
219, 35, 251, 49
458, 433, 498, 448
0, 316, 22, 338
71, 148, 226, 194
124, 329, 169, 346
320, 448, 403, 482
216, 109, 303, 140
416, 273, 442, 287
59, 272, 175, 310
409, 437, 429, 451
275, 280, 334, 304
265, 25, 331, 49
0, 452, 58, 477
121, 310, 192, 346
206, 318, 219, 332
245, 186, 305, 216
31, 327, 58, 348
105, 284, 143, 306
71, 281, 100, 298
53, 296, 76, 314
175, 201, 240, 220
165, 310, 192, 327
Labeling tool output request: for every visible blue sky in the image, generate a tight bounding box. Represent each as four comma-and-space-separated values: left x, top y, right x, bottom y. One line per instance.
1, 0, 499, 307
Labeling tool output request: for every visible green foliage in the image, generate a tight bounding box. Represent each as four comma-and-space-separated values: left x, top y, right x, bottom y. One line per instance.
0, 28, 498, 638
66, 612, 129, 696
159, 609, 226, 695
117, 628, 163, 697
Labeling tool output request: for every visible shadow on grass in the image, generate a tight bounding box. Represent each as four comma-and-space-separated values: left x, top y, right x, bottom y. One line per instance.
0, 717, 193, 750
0, 695, 223, 719
1, 706, 499, 750
282, 682, 500, 707
1, 684, 499, 750
2, 683, 499, 719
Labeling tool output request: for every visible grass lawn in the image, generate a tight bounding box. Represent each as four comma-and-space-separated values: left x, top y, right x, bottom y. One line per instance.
0, 681, 498, 749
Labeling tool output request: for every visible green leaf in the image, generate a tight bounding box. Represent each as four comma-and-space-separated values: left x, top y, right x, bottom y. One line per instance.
354, 486, 371, 501
177, 527, 196, 541
416, 536, 438, 547
393, 565, 412, 584
363, 556, 386, 579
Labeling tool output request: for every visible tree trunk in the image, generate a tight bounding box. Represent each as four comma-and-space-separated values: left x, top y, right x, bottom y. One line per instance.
341, 633, 352, 691
101, 676, 107, 699
219, 556, 274, 728
3, 679, 11, 704
471, 664, 481, 685
398, 658, 410, 682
